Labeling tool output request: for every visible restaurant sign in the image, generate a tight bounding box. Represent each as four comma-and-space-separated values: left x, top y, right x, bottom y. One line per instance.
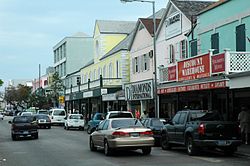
125, 80, 153, 101
212, 53, 225, 74
178, 53, 210, 81
158, 80, 227, 94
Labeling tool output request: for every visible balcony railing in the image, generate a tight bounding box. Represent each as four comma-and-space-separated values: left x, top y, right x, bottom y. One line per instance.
65, 76, 122, 94
228, 51, 250, 73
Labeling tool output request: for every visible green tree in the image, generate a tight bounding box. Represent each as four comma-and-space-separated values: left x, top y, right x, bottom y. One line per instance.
0, 79, 3, 87
50, 72, 65, 107
4, 84, 32, 110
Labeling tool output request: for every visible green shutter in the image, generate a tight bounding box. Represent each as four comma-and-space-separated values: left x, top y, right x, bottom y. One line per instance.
236, 24, 246, 51
211, 33, 219, 54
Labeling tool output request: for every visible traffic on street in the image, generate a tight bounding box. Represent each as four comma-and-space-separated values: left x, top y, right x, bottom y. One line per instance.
1, 116, 250, 166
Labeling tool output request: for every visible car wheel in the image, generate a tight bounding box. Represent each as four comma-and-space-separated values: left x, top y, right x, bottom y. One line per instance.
89, 137, 97, 151
223, 147, 237, 156
87, 126, 92, 134
142, 147, 151, 155
161, 134, 172, 150
66, 125, 69, 130
186, 136, 197, 156
104, 140, 112, 156
48, 126, 51, 129
12, 134, 17, 141
34, 133, 39, 139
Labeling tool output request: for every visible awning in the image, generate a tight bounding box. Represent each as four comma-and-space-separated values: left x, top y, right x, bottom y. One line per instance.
158, 75, 229, 94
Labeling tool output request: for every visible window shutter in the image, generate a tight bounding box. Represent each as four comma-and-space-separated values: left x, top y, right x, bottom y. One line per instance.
190, 40, 197, 57
236, 24, 246, 51
175, 42, 180, 61
211, 33, 219, 54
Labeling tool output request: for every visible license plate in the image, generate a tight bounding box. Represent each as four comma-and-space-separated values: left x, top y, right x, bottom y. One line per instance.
130, 133, 139, 137
23, 131, 29, 134
217, 140, 229, 146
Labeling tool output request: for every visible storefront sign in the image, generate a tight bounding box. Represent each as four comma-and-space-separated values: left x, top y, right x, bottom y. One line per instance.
212, 53, 225, 74
101, 89, 107, 95
125, 80, 153, 101
168, 66, 177, 81
165, 13, 182, 39
83, 91, 93, 98
102, 93, 117, 101
158, 80, 227, 94
178, 54, 210, 81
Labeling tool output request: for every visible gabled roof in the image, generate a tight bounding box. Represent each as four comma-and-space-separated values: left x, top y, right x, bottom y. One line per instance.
100, 30, 135, 60
148, 8, 167, 19
156, 0, 215, 38
198, 0, 229, 15
140, 18, 161, 36
95, 20, 136, 34
171, 0, 214, 20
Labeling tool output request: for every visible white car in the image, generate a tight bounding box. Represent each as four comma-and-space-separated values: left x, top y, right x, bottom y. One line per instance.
105, 111, 134, 119
0, 112, 4, 120
20, 112, 33, 116
49, 108, 66, 125
64, 114, 85, 130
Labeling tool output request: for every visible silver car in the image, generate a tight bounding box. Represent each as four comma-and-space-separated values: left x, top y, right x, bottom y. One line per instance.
89, 118, 154, 156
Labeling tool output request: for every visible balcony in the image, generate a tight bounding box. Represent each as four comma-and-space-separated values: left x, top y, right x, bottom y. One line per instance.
227, 51, 250, 73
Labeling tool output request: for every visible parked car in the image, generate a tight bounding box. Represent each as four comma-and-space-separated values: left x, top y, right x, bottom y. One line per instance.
34, 114, 51, 129
87, 113, 105, 134
89, 118, 154, 156
161, 110, 242, 155
8, 116, 38, 140
20, 112, 33, 116
64, 114, 85, 130
105, 111, 133, 119
0, 112, 4, 120
37, 109, 49, 115
49, 108, 66, 125
141, 118, 165, 145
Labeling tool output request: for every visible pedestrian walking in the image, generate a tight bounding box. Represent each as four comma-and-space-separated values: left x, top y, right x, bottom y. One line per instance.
238, 106, 250, 144
135, 109, 140, 119
140, 110, 148, 119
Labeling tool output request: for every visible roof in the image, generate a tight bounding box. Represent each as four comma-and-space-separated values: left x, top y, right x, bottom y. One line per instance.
198, 0, 229, 15
148, 8, 167, 19
96, 20, 136, 34
171, 0, 215, 20
140, 18, 161, 36
100, 30, 135, 60
80, 59, 94, 70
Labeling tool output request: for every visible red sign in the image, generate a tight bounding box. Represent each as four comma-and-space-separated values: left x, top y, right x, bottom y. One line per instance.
168, 66, 176, 81
178, 54, 210, 81
158, 80, 227, 94
212, 53, 225, 74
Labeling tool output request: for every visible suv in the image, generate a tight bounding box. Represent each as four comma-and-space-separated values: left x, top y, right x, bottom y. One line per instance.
105, 111, 133, 119
49, 108, 66, 125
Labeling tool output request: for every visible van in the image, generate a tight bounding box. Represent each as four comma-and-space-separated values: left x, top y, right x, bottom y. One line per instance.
49, 108, 66, 125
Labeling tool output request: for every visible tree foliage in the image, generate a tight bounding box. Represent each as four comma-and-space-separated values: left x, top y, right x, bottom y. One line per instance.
50, 72, 65, 107
4, 84, 32, 110
0, 79, 3, 87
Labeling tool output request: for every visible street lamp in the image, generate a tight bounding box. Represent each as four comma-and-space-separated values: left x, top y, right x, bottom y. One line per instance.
120, 0, 158, 118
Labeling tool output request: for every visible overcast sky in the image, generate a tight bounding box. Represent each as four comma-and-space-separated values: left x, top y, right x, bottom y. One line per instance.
0, 0, 168, 90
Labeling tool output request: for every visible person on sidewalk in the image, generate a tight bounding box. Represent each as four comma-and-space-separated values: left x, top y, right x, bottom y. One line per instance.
238, 106, 250, 145
140, 110, 148, 119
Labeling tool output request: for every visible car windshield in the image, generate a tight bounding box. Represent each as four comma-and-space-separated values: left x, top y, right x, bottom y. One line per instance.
151, 119, 164, 127
13, 116, 34, 123
53, 110, 65, 116
21, 112, 32, 116
111, 119, 143, 128
69, 115, 83, 119
35, 115, 49, 120
109, 113, 132, 119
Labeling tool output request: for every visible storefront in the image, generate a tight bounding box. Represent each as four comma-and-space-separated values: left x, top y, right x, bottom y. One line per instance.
125, 79, 155, 117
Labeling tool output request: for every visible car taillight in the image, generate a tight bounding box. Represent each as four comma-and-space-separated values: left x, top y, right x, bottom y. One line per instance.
198, 123, 205, 135
140, 131, 153, 136
112, 131, 129, 137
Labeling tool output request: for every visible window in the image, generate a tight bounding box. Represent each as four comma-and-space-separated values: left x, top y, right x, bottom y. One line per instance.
98, 67, 102, 78
63, 43, 66, 57
109, 63, 113, 78
211, 33, 219, 54
95, 40, 100, 57
97, 120, 106, 130
172, 113, 180, 124
135, 57, 139, 72
93, 69, 96, 80
89, 71, 92, 81
54, 51, 56, 63
102, 120, 109, 130
180, 40, 187, 59
178, 112, 187, 124
190, 39, 197, 57
236, 24, 246, 51
116, 60, 119, 78
103, 65, 106, 78
169, 44, 175, 63
64, 62, 66, 76
143, 54, 149, 71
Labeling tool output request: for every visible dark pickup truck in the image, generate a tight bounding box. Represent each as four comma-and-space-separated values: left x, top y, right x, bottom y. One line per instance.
9, 116, 39, 140
161, 110, 242, 155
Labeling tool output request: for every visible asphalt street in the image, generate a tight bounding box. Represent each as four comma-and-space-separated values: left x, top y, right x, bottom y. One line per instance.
0, 116, 250, 166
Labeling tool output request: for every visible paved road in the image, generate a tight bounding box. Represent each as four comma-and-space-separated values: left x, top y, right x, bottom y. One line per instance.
1, 116, 250, 166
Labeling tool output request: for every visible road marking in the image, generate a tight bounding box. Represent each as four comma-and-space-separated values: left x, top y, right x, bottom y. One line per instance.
192, 156, 222, 163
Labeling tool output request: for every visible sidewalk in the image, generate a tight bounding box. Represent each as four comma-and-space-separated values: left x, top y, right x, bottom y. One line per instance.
236, 144, 250, 157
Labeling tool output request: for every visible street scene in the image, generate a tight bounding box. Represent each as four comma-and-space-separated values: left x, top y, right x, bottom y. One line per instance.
1, 0, 250, 165
0, 116, 250, 166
